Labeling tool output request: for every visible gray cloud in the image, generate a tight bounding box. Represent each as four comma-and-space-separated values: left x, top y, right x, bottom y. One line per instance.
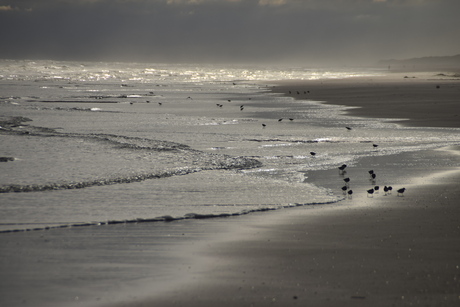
1, 0, 459, 65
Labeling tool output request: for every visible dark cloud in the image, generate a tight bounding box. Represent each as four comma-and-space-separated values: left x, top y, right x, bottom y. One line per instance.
1, 0, 459, 65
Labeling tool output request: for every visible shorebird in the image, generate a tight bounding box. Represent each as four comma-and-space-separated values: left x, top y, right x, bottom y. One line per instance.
310, 152, 316, 157
158, 102, 162, 106
347, 189, 353, 199
278, 118, 283, 122
289, 118, 294, 121
338, 164, 347, 175
397, 188, 406, 196
262, 124, 266, 128
388, 186, 393, 194
367, 189, 374, 197
374, 186, 380, 194
343, 177, 350, 187
383, 186, 389, 195
341, 186, 348, 194
373, 144, 379, 149
346, 127, 352, 131
370, 173, 377, 184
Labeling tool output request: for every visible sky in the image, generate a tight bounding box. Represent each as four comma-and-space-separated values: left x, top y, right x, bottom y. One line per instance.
1, 0, 459, 65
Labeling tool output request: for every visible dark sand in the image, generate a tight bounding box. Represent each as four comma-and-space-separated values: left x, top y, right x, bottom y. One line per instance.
126, 73, 460, 307
271, 72, 460, 128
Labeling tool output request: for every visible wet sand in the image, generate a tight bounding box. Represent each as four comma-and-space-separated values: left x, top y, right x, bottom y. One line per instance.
128, 73, 460, 306
270, 71, 460, 128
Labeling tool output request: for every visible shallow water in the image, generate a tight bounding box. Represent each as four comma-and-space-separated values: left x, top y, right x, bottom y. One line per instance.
1, 60, 460, 232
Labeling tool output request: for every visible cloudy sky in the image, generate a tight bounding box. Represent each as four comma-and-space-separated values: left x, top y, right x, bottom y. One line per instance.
1, 0, 459, 65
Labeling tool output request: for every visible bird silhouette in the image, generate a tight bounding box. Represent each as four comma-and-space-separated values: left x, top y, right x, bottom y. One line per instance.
397, 188, 406, 196
347, 190, 353, 199
367, 189, 374, 197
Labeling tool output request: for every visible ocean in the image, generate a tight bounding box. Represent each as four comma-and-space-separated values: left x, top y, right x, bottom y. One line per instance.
1, 59, 459, 232
2, 60, 460, 307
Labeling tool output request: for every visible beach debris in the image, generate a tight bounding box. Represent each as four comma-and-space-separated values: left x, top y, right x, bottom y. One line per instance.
0, 157, 14, 162
397, 188, 406, 196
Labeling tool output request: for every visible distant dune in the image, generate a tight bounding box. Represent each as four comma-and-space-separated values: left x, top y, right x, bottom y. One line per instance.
378, 54, 460, 69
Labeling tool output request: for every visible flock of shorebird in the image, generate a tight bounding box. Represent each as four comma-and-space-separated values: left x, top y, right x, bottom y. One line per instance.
149, 89, 407, 200
337, 164, 406, 199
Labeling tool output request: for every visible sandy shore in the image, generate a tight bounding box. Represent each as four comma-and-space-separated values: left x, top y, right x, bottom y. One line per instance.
2, 73, 459, 307
270, 72, 460, 128
125, 74, 460, 306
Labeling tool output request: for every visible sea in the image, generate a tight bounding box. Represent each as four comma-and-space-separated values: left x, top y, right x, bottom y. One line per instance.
2, 60, 460, 307
1, 59, 460, 233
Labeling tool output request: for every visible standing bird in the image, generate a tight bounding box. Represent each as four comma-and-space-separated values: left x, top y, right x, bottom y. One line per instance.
373, 144, 379, 149
374, 186, 380, 194
341, 186, 348, 195
346, 127, 352, 131
388, 186, 393, 194
367, 189, 375, 197
278, 118, 283, 122
289, 118, 294, 121
262, 124, 266, 128
338, 164, 347, 175
383, 186, 389, 195
397, 188, 406, 196
370, 173, 377, 184
347, 189, 353, 199
343, 177, 350, 187
310, 152, 316, 157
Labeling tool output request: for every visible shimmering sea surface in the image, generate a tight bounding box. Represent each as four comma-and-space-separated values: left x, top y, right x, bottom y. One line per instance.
1, 60, 459, 232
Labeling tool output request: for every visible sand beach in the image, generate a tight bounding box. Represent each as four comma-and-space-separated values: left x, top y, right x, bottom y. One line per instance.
1, 71, 460, 307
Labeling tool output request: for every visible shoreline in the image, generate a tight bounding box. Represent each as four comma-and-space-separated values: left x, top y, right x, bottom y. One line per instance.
2, 71, 460, 307
124, 146, 460, 307
269, 72, 460, 128
115, 74, 460, 306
